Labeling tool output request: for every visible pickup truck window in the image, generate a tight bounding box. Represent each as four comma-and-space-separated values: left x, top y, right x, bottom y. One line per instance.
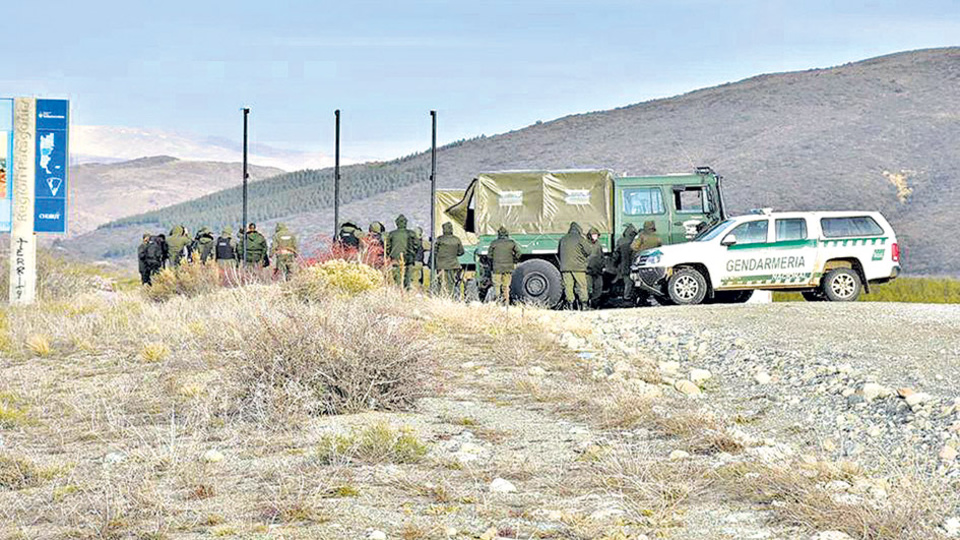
624, 187, 665, 215
776, 218, 807, 241
696, 219, 734, 242
726, 220, 769, 245
821, 216, 884, 238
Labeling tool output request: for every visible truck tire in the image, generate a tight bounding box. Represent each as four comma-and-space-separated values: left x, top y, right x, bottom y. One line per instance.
667, 267, 708, 305
712, 290, 754, 304
511, 259, 563, 308
821, 268, 861, 302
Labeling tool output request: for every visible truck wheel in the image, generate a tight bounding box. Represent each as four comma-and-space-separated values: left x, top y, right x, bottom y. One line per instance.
821, 268, 861, 302
801, 290, 825, 302
713, 290, 754, 304
511, 259, 563, 308
667, 267, 708, 305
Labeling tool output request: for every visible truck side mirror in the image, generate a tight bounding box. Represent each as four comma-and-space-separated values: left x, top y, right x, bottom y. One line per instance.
721, 235, 738, 247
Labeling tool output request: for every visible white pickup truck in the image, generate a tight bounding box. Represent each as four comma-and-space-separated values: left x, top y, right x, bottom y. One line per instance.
631, 210, 902, 305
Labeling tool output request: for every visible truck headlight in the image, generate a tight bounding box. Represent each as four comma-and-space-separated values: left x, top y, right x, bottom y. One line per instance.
644, 253, 661, 266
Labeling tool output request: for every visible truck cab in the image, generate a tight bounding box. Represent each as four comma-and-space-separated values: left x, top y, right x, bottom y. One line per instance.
436, 167, 725, 307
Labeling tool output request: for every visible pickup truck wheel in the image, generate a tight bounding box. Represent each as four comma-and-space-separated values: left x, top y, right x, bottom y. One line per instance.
821, 268, 861, 302
801, 290, 825, 302
667, 267, 708, 305
512, 259, 563, 308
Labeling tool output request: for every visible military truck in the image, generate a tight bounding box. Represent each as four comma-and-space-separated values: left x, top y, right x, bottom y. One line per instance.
435, 167, 726, 306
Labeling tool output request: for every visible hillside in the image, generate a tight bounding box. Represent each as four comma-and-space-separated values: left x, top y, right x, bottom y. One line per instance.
69, 156, 284, 235
69, 48, 960, 274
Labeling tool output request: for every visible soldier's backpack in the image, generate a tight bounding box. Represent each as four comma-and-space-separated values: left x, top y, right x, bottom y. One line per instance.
215, 237, 236, 260
144, 236, 165, 264
338, 228, 360, 248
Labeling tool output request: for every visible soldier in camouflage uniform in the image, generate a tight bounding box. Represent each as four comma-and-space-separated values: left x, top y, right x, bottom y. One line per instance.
614, 223, 638, 301
270, 223, 299, 280
192, 227, 216, 263
166, 225, 192, 267
433, 222, 465, 297
487, 226, 520, 303
585, 227, 604, 307
385, 215, 417, 289
242, 223, 269, 267
558, 222, 591, 309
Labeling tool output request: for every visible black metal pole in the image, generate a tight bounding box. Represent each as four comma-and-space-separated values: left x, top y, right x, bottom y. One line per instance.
242, 107, 250, 264
429, 110, 437, 279
334, 109, 341, 239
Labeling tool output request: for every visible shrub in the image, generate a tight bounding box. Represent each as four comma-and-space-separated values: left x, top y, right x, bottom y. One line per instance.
286, 260, 384, 300
0, 453, 42, 490
232, 295, 435, 420
140, 342, 170, 363
143, 259, 221, 302
25, 334, 52, 357
314, 423, 428, 465
0, 394, 30, 429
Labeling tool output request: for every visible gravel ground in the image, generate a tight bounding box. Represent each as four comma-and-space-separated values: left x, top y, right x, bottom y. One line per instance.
568, 302, 960, 477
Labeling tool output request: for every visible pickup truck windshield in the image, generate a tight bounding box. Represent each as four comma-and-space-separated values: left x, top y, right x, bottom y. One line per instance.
696, 219, 734, 242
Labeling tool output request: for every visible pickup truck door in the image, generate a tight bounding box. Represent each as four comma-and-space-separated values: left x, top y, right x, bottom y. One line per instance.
669, 186, 712, 244
716, 218, 774, 290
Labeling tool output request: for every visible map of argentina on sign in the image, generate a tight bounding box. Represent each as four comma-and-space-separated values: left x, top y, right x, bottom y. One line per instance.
34, 99, 68, 233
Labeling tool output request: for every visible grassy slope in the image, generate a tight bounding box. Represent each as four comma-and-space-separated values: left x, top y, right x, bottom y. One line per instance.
66, 48, 960, 275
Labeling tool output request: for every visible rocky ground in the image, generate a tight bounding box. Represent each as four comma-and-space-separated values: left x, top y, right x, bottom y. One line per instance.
3, 295, 959, 540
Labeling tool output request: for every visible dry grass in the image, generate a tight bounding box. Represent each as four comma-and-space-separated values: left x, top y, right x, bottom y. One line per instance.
592, 445, 712, 531
714, 460, 953, 540
314, 423, 429, 465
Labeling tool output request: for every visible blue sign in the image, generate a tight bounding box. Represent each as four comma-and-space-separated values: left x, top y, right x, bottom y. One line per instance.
34, 99, 68, 234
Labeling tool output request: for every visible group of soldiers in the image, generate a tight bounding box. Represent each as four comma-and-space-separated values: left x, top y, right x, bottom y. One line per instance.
137, 213, 662, 309
557, 219, 662, 309
335, 215, 522, 302
137, 222, 299, 285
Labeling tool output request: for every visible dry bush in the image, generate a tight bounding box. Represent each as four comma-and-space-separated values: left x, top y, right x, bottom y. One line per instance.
592, 445, 711, 530
715, 460, 953, 540
286, 259, 384, 300
143, 259, 221, 302
230, 294, 437, 421
0, 453, 42, 490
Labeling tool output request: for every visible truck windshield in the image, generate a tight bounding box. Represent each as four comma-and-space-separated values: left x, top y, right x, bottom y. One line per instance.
695, 219, 735, 242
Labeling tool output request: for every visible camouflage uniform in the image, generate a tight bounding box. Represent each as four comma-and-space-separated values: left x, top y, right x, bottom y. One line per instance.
271, 223, 298, 279
385, 215, 417, 289
585, 227, 604, 305
166, 225, 192, 267
631, 220, 662, 255
433, 222, 465, 296
367, 222, 386, 267
487, 226, 521, 303
193, 227, 216, 263
558, 222, 591, 308
336, 221, 363, 249
242, 225, 269, 267
614, 224, 638, 300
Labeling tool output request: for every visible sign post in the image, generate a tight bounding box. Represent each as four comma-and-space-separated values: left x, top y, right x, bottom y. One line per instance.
9, 98, 36, 305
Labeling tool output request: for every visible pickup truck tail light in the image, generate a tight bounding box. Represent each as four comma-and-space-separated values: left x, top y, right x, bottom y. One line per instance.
891, 243, 900, 263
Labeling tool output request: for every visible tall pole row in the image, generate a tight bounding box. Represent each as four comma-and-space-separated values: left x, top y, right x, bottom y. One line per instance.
334, 109, 341, 239
429, 110, 437, 279
241, 107, 250, 264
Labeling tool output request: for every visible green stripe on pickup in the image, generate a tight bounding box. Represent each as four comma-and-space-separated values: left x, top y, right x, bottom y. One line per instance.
727, 239, 818, 251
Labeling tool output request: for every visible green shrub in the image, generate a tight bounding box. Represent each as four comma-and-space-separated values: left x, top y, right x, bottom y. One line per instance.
315, 423, 428, 465
143, 259, 221, 302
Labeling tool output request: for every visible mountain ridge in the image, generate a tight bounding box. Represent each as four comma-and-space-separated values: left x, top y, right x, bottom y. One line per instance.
66, 47, 960, 274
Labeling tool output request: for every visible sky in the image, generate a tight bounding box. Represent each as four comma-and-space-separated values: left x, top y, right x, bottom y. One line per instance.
0, 0, 957, 163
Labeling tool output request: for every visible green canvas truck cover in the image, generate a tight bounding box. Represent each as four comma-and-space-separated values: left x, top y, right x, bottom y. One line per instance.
435, 189, 478, 246
471, 170, 613, 235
